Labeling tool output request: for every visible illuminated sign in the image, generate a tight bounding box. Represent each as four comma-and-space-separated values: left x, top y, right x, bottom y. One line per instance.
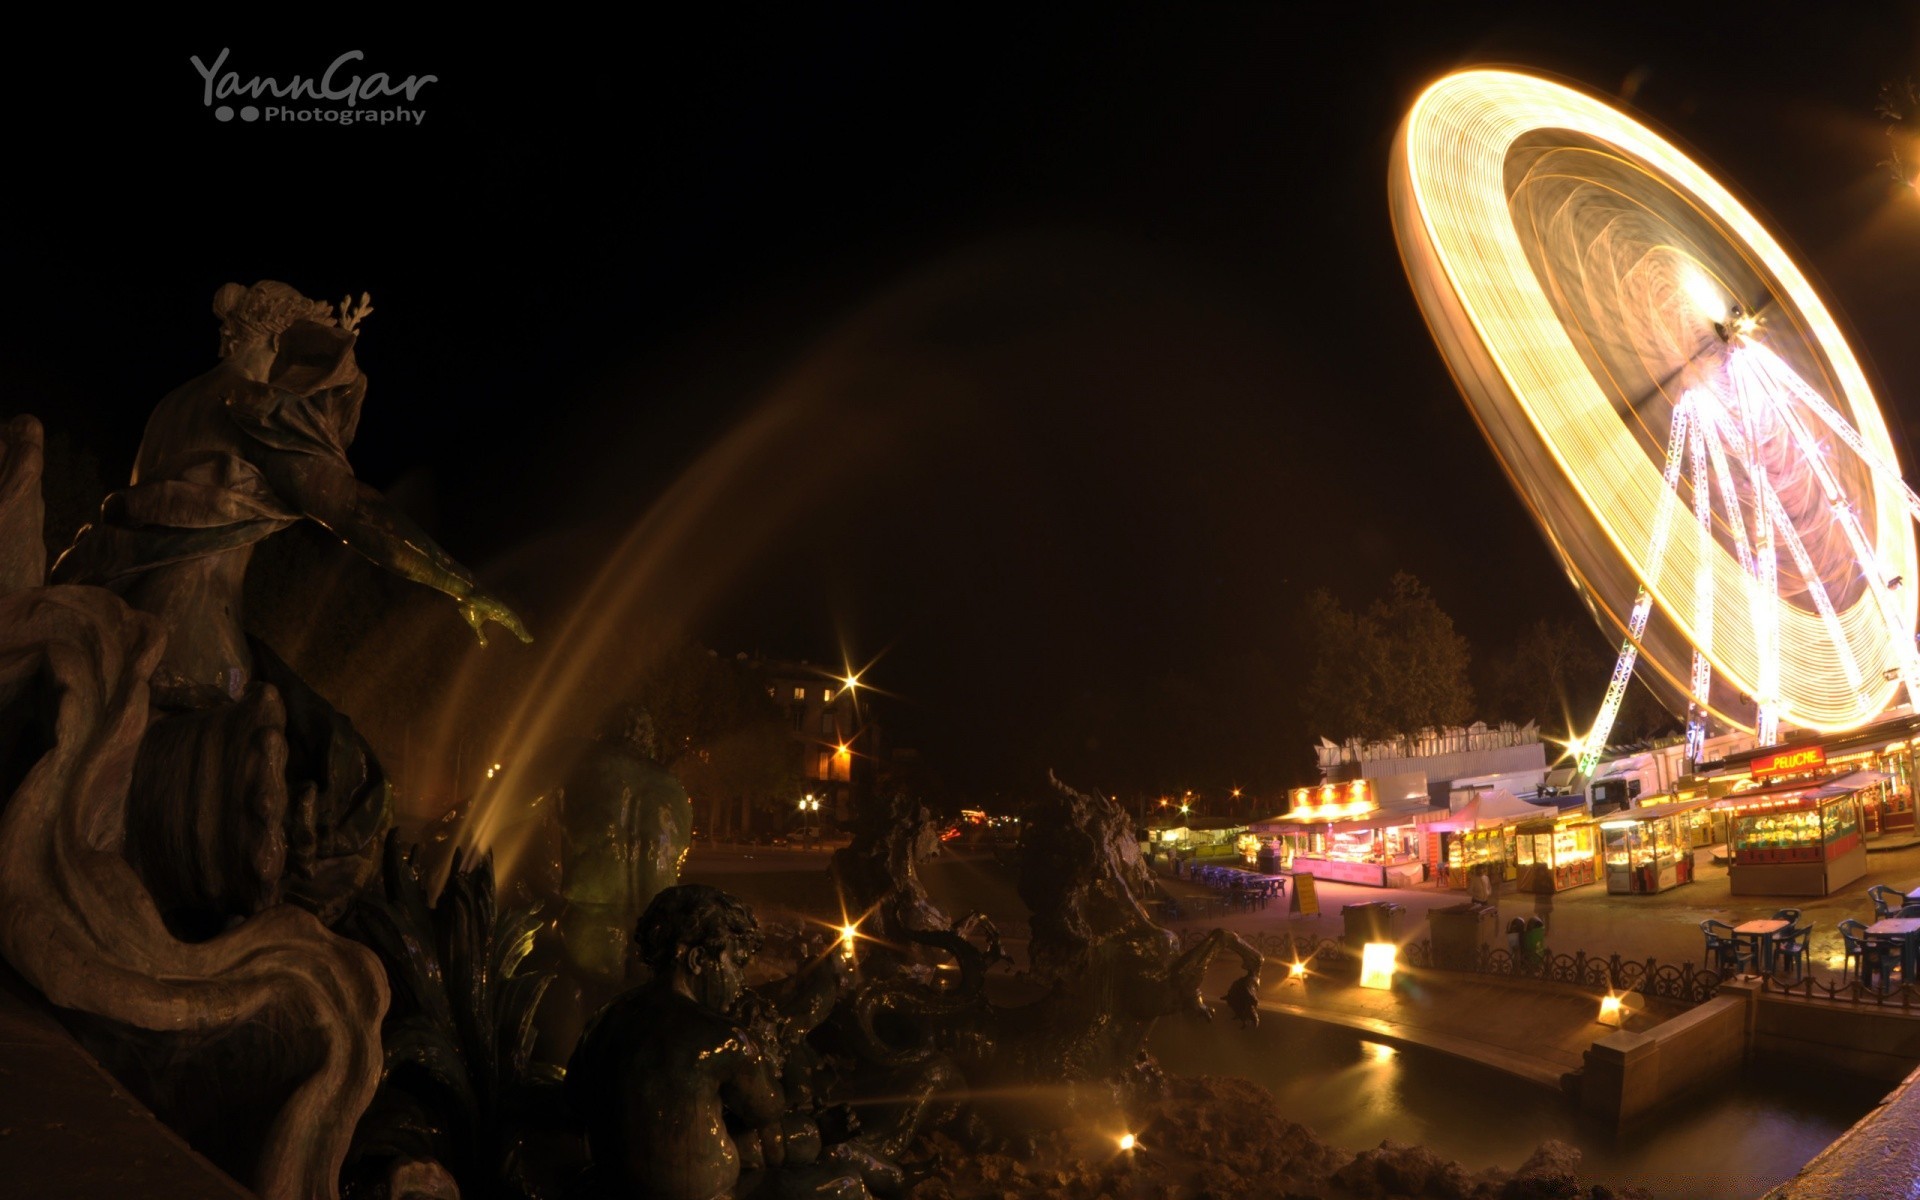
1288, 778, 1372, 819
1750, 745, 1826, 780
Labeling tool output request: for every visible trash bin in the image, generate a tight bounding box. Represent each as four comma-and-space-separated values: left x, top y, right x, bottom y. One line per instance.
1428, 901, 1497, 970
1256, 847, 1280, 875
1506, 915, 1527, 953
1342, 901, 1404, 949
1523, 915, 1547, 963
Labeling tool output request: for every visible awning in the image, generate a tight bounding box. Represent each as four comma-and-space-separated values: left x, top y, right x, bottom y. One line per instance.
1604, 797, 1717, 823
1427, 787, 1544, 831
1716, 769, 1891, 807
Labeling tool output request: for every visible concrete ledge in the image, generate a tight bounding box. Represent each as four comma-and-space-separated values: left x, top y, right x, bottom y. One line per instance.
1257, 998, 1567, 1090
1579, 987, 1751, 1128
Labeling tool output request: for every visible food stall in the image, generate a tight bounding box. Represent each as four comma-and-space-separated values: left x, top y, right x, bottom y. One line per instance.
1598, 805, 1700, 894
1440, 826, 1514, 889
1723, 781, 1868, 897
1251, 779, 1436, 888
1512, 814, 1597, 893
1707, 726, 1919, 839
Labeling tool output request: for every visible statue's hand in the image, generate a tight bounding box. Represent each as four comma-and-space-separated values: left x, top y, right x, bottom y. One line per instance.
459, 590, 532, 647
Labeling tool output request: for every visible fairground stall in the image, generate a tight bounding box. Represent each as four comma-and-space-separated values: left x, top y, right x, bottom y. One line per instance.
1598, 805, 1700, 894
1512, 813, 1598, 893
1427, 786, 1548, 890
1252, 779, 1437, 888
1706, 720, 1919, 840
1721, 776, 1870, 897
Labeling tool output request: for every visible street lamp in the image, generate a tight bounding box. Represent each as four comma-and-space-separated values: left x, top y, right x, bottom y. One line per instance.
798, 794, 821, 850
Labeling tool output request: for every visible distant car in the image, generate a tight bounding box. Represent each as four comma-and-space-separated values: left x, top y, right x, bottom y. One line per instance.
939, 824, 961, 842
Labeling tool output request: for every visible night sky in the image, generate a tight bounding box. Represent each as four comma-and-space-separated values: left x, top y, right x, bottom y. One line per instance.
6, 8, 1918, 802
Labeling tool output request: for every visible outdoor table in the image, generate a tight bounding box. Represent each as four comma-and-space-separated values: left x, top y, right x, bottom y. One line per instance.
1866, 917, 1920, 983
1732, 918, 1790, 974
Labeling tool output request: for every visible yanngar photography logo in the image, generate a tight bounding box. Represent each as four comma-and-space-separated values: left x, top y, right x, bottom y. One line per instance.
191, 48, 437, 126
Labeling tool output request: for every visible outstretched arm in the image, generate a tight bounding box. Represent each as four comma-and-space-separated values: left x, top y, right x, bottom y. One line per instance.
256, 446, 531, 646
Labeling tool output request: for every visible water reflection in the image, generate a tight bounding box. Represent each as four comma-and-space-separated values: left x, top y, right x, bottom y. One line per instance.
1149, 1013, 1886, 1199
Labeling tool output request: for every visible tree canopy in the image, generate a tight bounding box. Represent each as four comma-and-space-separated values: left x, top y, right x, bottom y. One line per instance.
1299, 573, 1473, 743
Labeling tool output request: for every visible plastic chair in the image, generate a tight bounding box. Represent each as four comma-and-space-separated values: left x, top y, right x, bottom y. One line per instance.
1771, 908, 1803, 926
1897, 906, 1920, 920
1839, 919, 1893, 986
1773, 925, 1812, 980
1868, 884, 1906, 921
1701, 920, 1749, 974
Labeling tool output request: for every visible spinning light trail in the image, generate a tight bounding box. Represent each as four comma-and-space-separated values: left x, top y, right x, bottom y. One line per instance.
1391, 70, 1919, 776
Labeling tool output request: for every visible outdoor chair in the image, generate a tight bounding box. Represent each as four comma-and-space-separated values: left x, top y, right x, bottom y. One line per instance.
1770, 908, 1802, 926
1868, 884, 1906, 921
1838, 919, 1894, 987
1773, 925, 1812, 980
1701, 920, 1749, 975
1897, 906, 1920, 920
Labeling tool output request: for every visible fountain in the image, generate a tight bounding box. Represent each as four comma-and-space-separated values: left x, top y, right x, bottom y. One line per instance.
0, 281, 1669, 1200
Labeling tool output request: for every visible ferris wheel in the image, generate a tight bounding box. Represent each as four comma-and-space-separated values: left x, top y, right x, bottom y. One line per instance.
1391, 69, 1920, 775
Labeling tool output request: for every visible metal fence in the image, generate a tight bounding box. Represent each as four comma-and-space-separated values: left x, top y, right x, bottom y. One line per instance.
1167, 927, 1725, 1007
1754, 974, 1920, 1009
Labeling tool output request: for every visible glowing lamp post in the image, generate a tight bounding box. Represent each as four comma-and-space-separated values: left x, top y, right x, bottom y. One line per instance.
1359, 943, 1398, 991
798, 794, 821, 850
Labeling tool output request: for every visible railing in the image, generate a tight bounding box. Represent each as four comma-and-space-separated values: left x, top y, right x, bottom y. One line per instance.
1752, 973, 1920, 1009
1315, 721, 1541, 768
1167, 927, 1725, 1007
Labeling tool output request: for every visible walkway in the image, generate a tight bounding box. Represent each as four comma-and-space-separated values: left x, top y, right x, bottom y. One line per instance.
1245, 963, 1666, 1089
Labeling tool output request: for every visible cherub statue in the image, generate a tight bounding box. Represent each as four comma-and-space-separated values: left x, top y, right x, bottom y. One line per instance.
566, 885, 887, 1199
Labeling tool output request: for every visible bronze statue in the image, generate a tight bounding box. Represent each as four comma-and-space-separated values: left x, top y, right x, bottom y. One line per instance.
566, 885, 885, 1200
49, 281, 532, 932
54, 280, 528, 692
559, 705, 695, 982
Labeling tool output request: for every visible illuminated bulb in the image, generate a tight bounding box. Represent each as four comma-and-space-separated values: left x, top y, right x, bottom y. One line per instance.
1360, 943, 1397, 990
1288, 959, 1308, 979
1118, 1133, 1136, 1152
839, 923, 858, 956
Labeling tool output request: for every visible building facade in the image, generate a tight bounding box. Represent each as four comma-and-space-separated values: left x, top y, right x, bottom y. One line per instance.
758, 659, 874, 826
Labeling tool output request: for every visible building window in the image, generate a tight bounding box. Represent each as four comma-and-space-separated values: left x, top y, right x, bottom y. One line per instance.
766, 685, 775, 699
790, 708, 804, 731
792, 686, 806, 702
820, 712, 836, 735
817, 750, 832, 780
823, 687, 833, 703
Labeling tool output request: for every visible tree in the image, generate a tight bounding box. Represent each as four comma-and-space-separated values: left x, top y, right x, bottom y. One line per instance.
1299, 573, 1473, 743
1481, 617, 1678, 745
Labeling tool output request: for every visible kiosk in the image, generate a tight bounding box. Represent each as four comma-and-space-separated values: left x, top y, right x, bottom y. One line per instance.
1512, 814, 1597, 893
1724, 786, 1867, 897
1598, 807, 1697, 894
